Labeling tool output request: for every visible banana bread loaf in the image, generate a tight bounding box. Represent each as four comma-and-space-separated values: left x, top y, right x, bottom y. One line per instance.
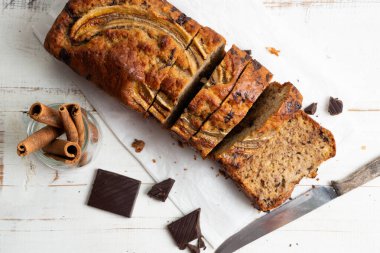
214, 83, 336, 211
45, 0, 206, 113
171, 45, 250, 141
191, 60, 272, 158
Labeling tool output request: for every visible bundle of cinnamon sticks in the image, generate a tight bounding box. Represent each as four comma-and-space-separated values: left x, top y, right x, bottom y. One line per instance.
17, 102, 85, 165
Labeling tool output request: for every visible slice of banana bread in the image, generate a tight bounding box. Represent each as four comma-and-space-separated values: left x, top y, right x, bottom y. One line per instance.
149, 27, 226, 126
171, 45, 250, 142
214, 83, 336, 211
190, 60, 272, 158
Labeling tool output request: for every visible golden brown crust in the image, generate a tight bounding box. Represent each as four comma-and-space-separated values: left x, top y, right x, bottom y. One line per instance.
148, 27, 226, 124
171, 45, 250, 141
216, 110, 336, 211
44, 0, 202, 112
191, 60, 272, 158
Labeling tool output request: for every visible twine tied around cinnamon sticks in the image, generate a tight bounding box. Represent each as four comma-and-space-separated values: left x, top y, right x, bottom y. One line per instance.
17, 102, 86, 165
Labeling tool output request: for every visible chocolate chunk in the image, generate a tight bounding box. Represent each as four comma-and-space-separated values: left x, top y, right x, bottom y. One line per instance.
176, 13, 190, 26
244, 49, 252, 55
187, 244, 200, 253
224, 111, 234, 123
59, 48, 71, 64
286, 101, 302, 113
230, 47, 237, 55
168, 208, 201, 250
266, 73, 272, 82
170, 6, 178, 12
304, 103, 317, 115
87, 169, 141, 218
197, 236, 206, 249
252, 60, 262, 70
131, 139, 145, 153
147, 178, 175, 202
232, 91, 242, 102
328, 97, 343, 115
141, 0, 150, 8
295, 102, 302, 110
158, 35, 169, 49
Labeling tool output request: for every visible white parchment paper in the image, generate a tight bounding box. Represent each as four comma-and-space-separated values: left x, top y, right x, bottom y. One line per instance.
33, 0, 353, 248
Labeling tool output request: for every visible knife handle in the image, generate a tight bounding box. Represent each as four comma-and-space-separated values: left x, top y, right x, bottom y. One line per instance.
332, 156, 380, 196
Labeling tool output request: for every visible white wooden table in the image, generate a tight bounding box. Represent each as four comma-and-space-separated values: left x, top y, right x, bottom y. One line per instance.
1, 1, 380, 252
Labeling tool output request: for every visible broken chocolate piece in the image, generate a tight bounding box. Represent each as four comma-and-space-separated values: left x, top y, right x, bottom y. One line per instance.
168, 208, 201, 250
198, 236, 206, 250
328, 97, 343, 115
187, 244, 200, 253
147, 178, 175, 202
304, 103, 317, 115
87, 169, 141, 218
131, 139, 145, 153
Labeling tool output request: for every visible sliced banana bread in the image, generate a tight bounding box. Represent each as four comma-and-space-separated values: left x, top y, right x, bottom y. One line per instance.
214, 83, 336, 211
149, 27, 226, 126
171, 45, 250, 141
190, 60, 272, 158
44, 0, 203, 113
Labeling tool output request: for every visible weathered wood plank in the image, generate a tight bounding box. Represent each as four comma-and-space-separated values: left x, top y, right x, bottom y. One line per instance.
1, 0, 380, 252
263, 0, 376, 9
0, 113, 4, 186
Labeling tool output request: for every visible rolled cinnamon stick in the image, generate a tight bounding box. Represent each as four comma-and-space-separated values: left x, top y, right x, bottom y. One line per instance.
17, 126, 63, 157
59, 105, 78, 142
43, 139, 82, 164
68, 104, 85, 147
28, 102, 62, 128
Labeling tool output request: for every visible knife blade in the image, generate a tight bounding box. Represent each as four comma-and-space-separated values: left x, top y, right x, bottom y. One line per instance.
216, 155, 380, 253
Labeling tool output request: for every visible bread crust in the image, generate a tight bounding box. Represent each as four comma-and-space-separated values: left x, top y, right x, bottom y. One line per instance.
44, 0, 203, 112
191, 60, 272, 158
148, 26, 226, 124
171, 45, 250, 141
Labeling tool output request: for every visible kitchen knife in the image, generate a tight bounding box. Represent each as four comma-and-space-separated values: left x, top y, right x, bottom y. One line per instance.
216, 155, 380, 253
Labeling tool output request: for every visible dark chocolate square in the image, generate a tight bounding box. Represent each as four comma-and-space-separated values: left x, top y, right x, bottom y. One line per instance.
88, 169, 141, 218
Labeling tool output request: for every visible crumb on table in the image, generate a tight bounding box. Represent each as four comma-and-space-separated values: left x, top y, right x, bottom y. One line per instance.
131, 139, 145, 153
266, 47, 280, 56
